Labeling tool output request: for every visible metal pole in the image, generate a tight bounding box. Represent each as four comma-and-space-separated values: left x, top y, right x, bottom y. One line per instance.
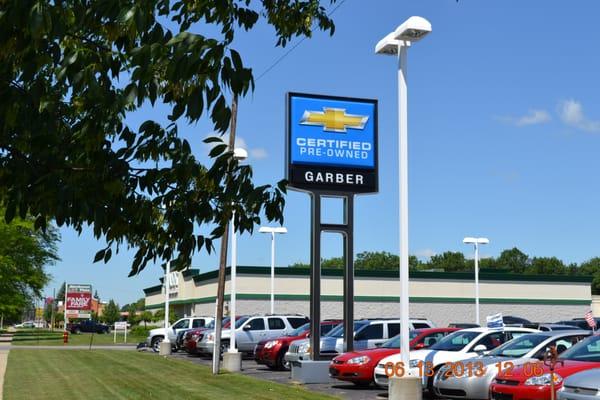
270, 232, 275, 314
230, 209, 237, 352
474, 243, 480, 326
398, 43, 411, 371
164, 261, 171, 343
212, 94, 239, 374
310, 193, 322, 360
64, 282, 68, 332
343, 195, 355, 353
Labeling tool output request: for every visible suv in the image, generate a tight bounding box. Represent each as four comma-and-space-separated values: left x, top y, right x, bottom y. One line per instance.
285, 318, 435, 366
196, 314, 309, 355
146, 316, 214, 352
67, 320, 110, 334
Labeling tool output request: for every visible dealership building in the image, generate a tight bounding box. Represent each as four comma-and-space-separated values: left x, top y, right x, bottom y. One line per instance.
143, 266, 594, 327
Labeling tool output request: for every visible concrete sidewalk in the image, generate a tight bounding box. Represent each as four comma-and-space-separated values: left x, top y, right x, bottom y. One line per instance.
0, 347, 9, 400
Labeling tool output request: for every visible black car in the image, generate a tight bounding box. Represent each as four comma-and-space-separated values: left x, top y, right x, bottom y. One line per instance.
502, 315, 531, 326
67, 320, 111, 334
554, 318, 600, 330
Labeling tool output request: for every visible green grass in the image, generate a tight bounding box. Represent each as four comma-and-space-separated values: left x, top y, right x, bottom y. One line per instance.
12, 332, 146, 346
3, 350, 337, 400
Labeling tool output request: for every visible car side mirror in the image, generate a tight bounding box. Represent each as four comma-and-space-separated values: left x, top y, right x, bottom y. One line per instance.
242, 325, 251, 331
473, 344, 487, 353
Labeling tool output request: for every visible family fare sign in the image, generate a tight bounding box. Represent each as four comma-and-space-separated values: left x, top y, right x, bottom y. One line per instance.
66, 283, 92, 319
287, 93, 378, 193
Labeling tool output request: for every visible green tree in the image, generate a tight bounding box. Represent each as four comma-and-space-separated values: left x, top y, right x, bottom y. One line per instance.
0, 0, 336, 275
0, 210, 59, 322
529, 257, 567, 275
140, 311, 153, 328
153, 309, 164, 323
355, 251, 399, 270
127, 304, 139, 325
103, 300, 120, 325
496, 248, 530, 273
579, 258, 600, 294
56, 282, 66, 304
428, 251, 467, 272
321, 257, 344, 268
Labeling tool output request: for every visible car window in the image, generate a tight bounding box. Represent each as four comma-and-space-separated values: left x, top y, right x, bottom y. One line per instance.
413, 322, 431, 329
431, 331, 480, 351
192, 319, 205, 328
388, 323, 400, 338
172, 319, 189, 329
421, 332, 445, 347
560, 335, 600, 362
355, 324, 383, 340
533, 335, 588, 359
268, 318, 285, 330
473, 332, 505, 351
328, 321, 368, 338
245, 318, 265, 331
288, 317, 308, 329
490, 334, 548, 357
320, 324, 335, 336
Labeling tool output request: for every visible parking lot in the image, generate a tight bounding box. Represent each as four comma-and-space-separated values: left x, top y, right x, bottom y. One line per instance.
168, 352, 393, 400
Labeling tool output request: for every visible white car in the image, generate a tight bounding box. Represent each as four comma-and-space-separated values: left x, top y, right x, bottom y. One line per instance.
146, 316, 214, 352
374, 326, 539, 390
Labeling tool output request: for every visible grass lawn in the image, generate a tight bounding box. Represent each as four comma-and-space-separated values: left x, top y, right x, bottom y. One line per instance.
12, 332, 146, 346
3, 350, 337, 400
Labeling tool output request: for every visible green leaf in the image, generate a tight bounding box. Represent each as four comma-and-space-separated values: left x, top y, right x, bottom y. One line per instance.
208, 144, 228, 158
93, 249, 106, 263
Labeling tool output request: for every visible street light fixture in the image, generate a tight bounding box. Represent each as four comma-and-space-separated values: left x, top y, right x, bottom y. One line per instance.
228, 147, 247, 356
463, 237, 490, 326
375, 16, 431, 378
259, 226, 288, 314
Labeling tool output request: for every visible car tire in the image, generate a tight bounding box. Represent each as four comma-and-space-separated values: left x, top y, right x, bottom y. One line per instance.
74, 328, 81, 334
151, 336, 164, 353
219, 340, 230, 356
276, 350, 290, 371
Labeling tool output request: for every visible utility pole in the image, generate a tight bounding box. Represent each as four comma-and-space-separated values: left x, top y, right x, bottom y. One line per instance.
51, 288, 56, 332
212, 94, 239, 375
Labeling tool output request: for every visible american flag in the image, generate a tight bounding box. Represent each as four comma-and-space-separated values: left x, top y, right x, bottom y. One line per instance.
585, 310, 596, 329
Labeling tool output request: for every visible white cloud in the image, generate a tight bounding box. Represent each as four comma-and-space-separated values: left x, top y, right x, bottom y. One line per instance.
497, 109, 551, 127
414, 249, 436, 259
558, 99, 600, 133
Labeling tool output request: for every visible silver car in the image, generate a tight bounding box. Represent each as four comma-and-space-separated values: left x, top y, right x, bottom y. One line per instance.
433, 330, 590, 400
558, 368, 600, 400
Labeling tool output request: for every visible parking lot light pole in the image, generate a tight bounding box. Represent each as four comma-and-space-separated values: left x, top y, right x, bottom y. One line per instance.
159, 261, 171, 355
259, 226, 288, 314
376, 17, 431, 381
463, 237, 489, 326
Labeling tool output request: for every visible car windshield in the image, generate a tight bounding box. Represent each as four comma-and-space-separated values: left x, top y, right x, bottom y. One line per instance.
234, 317, 249, 329
489, 334, 548, 357
559, 335, 600, 362
430, 330, 481, 351
326, 322, 368, 338
381, 331, 419, 349
287, 323, 309, 337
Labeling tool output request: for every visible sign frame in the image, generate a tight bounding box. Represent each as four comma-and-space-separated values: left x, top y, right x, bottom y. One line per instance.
286, 92, 379, 194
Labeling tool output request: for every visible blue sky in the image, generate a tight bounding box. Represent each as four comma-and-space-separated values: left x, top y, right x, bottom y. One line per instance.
44, 0, 600, 305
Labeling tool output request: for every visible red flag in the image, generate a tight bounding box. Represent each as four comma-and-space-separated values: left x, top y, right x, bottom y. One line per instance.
585, 310, 596, 329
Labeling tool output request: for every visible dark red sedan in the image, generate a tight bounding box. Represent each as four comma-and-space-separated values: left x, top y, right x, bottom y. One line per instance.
489, 334, 600, 400
329, 327, 460, 386
254, 320, 341, 370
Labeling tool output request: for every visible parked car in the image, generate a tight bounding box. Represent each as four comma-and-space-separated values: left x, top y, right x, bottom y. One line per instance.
374, 326, 539, 390
254, 320, 341, 370
490, 334, 600, 400
503, 316, 532, 326
146, 316, 214, 352
329, 327, 459, 387
183, 317, 241, 355
449, 323, 480, 329
14, 320, 44, 329
285, 318, 435, 367
523, 323, 582, 331
558, 367, 600, 399
196, 314, 309, 355
554, 320, 595, 330
67, 320, 110, 334
433, 330, 590, 399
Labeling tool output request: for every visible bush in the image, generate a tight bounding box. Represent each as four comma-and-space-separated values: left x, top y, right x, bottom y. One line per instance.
129, 326, 151, 337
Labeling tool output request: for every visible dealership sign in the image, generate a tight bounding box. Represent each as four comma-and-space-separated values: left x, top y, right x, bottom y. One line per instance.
287, 93, 378, 193
66, 283, 92, 319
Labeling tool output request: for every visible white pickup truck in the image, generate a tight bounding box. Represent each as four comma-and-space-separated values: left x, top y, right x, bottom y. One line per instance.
146, 316, 214, 352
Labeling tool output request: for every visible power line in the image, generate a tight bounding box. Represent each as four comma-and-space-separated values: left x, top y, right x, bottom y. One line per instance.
255, 0, 349, 82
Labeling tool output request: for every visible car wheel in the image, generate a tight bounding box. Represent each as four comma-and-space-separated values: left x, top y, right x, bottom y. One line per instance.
276, 350, 290, 371
219, 340, 230, 355
74, 328, 81, 334
151, 336, 164, 353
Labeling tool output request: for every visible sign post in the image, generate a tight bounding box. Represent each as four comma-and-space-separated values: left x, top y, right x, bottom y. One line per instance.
287, 93, 378, 364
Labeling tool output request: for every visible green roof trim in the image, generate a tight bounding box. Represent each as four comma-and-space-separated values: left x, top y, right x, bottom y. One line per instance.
145, 293, 590, 310
182, 269, 200, 278
143, 285, 163, 295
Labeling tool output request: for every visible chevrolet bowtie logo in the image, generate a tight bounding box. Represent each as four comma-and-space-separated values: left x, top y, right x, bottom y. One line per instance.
300, 108, 368, 133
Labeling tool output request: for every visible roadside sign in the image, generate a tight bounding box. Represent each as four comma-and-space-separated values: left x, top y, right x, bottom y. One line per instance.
35, 307, 43, 319
65, 283, 92, 319
287, 92, 378, 193
114, 321, 128, 343
487, 313, 505, 329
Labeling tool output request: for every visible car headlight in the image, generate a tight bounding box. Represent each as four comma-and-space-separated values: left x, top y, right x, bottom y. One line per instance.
347, 356, 371, 365
298, 343, 311, 354
207, 333, 214, 341
524, 373, 563, 386
264, 340, 279, 349
409, 359, 420, 368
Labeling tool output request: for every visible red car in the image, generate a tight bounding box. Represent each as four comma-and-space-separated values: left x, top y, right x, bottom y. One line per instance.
183, 317, 238, 354
490, 334, 600, 400
254, 320, 342, 370
329, 327, 460, 386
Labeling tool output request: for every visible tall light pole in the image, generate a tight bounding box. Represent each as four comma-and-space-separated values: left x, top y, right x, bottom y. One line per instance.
259, 226, 288, 314
376, 16, 432, 377
159, 261, 172, 355
463, 237, 489, 326
226, 147, 248, 359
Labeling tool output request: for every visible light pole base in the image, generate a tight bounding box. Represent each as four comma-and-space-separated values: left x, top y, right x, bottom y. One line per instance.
222, 351, 242, 372
389, 375, 422, 400
159, 341, 172, 356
